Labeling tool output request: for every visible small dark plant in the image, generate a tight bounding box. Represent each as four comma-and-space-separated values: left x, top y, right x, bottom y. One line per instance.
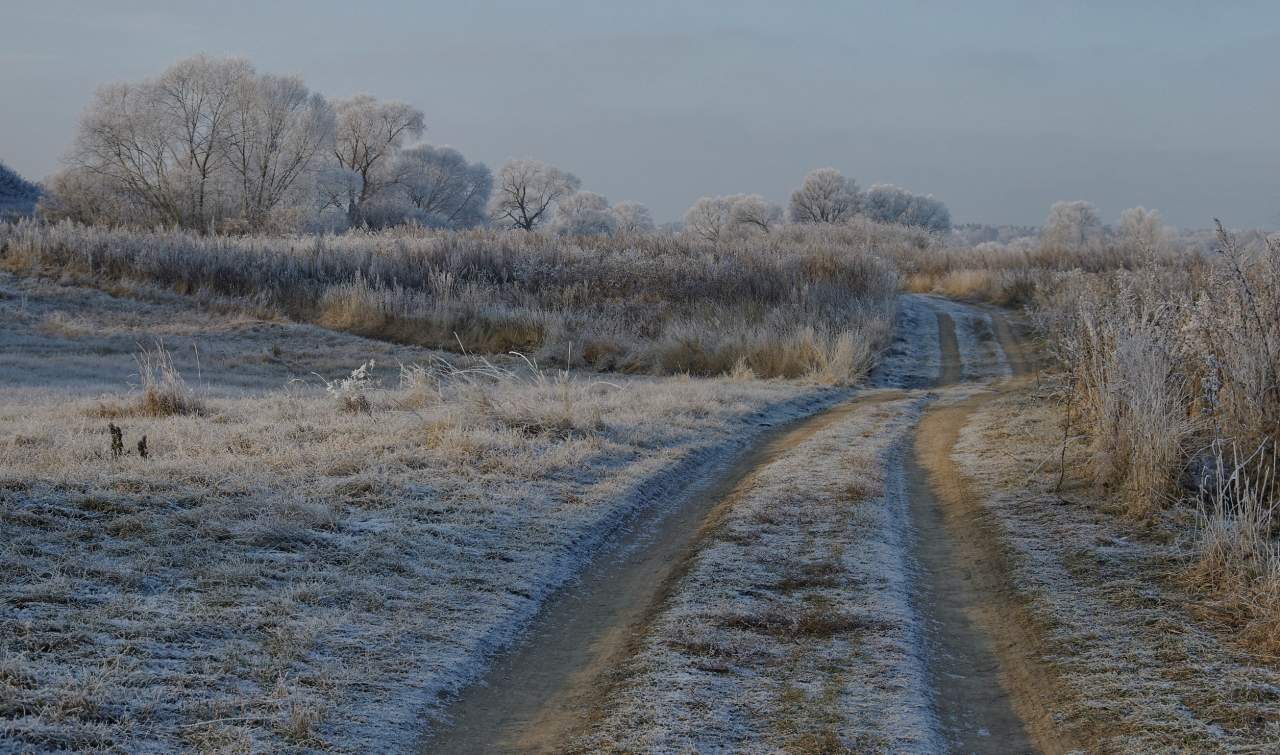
108, 423, 123, 459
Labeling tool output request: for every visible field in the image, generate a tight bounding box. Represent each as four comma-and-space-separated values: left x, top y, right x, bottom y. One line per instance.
2, 221, 1279, 754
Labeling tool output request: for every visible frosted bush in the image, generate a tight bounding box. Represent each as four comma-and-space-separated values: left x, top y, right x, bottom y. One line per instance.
321, 360, 377, 413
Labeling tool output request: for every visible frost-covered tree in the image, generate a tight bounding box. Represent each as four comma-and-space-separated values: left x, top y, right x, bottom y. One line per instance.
1118, 206, 1167, 253
901, 194, 951, 233
1042, 200, 1103, 249
331, 95, 425, 226
732, 194, 784, 233
610, 201, 655, 234
64, 55, 339, 231
40, 167, 151, 226
225, 74, 334, 231
864, 184, 951, 233
155, 56, 253, 225
863, 185, 913, 226
489, 159, 580, 231
70, 57, 252, 228
685, 194, 779, 242
552, 191, 617, 236
684, 196, 734, 242
789, 168, 860, 224
393, 145, 491, 229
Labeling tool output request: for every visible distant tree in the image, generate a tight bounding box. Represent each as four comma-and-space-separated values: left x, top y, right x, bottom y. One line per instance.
684, 196, 734, 242
331, 95, 425, 226
731, 194, 784, 233
63, 55, 339, 231
552, 191, 617, 236
489, 159, 580, 231
1042, 200, 1103, 249
789, 168, 860, 224
1118, 206, 1167, 254
610, 200, 655, 234
225, 73, 334, 231
684, 194, 779, 241
153, 55, 252, 225
864, 184, 951, 233
68, 57, 250, 228
394, 145, 491, 229
901, 194, 951, 233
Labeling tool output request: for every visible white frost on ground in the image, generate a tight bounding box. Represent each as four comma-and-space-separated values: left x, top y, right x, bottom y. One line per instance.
0, 279, 855, 752
953, 387, 1280, 751
574, 393, 944, 753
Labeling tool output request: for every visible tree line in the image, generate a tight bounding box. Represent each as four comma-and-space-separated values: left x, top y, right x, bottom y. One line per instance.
40, 55, 952, 238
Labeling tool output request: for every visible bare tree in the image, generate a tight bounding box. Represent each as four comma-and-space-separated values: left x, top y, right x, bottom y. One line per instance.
395, 145, 491, 229
153, 55, 254, 226
901, 194, 951, 233
865, 184, 951, 233
1118, 206, 1167, 254
731, 194, 783, 233
489, 159, 580, 231
684, 196, 734, 242
225, 74, 334, 231
611, 201, 655, 234
332, 95, 425, 226
1042, 200, 1103, 250
684, 194, 779, 241
789, 168, 860, 223
73, 81, 184, 224
67, 55, 332, 232
552, 191, 617, 236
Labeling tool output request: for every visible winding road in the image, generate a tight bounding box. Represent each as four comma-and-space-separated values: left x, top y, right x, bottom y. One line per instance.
422, 294, 1056, 754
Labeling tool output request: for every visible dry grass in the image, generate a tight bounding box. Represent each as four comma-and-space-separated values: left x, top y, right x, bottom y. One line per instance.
85, 343, 207, 419
953, 385, 1280, 750
0, 219, 904, 382
1189, 447, 1280, 655
915, 268, 1039, 307
0, 370, 832, 751
1022, 226, 1280, 650
0, 276, 855, 751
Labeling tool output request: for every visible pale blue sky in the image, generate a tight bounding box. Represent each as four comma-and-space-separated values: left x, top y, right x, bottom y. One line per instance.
1, 0, 1277, 227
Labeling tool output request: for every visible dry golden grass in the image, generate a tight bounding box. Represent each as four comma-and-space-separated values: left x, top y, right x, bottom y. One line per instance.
953, 384, 1280, 749
0, 220, 903, 383
0, 274, 851, 751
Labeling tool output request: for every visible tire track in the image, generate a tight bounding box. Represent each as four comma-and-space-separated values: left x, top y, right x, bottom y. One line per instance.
422, 295, 1062, 753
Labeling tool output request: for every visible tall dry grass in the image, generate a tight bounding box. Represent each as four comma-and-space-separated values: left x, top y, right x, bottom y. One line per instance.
1039, 225, 1280, 648
0, 220, 905, 382
1190, 446, 1280, 655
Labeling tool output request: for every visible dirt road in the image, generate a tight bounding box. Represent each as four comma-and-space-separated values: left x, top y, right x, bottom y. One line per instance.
422, 295, 1058, 753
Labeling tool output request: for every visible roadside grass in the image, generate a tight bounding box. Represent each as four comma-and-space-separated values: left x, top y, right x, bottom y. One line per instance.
1037, 228, 1280, 650
953, 384, 1280, 749
0, 333, 838, 751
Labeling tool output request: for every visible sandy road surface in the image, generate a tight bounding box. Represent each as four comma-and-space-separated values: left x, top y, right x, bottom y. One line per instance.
422, 295, 1059, 754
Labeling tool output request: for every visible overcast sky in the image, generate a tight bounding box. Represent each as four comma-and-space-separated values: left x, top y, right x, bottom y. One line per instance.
1, 0, 1277, 228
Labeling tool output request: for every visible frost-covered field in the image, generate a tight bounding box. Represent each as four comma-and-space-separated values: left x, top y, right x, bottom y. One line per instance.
571, 392, 940, 753
0, 276, 848, 752
954, 385, 1280, 750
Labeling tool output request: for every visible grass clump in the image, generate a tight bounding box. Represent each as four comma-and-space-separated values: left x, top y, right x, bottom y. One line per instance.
89, 342, 205, 419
